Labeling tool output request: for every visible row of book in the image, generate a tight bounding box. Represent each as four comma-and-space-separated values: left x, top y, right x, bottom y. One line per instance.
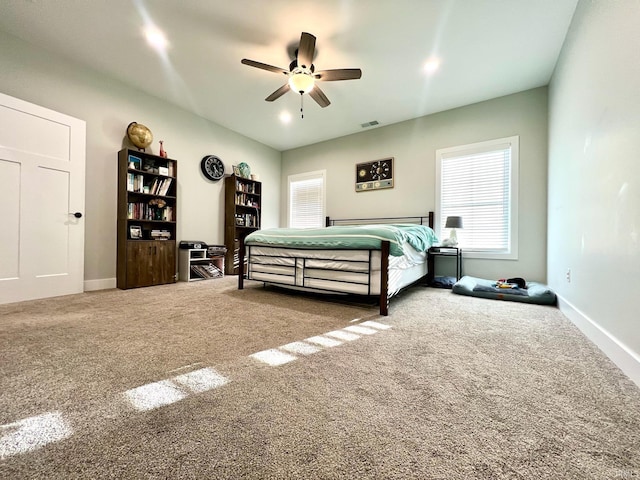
236, 180, 257, 194
127, 203, 174, 221
190, 263, 223, 279
148, 177, 173, 196
235, 193, 259, 207
207, 245, 227, 256
126, 174, 173, 196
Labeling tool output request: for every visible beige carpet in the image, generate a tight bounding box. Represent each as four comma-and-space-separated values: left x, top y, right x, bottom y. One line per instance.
1, 277, 639, 479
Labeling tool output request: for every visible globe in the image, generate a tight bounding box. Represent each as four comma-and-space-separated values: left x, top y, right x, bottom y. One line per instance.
127, 122, 153, 150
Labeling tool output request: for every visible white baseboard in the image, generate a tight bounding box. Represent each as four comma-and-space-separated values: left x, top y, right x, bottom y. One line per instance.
557, 294, 640, 389
84, 278, 116, 291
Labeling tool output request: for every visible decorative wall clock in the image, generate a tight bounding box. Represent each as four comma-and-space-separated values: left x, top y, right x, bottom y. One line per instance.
355, 157, 394, 191
201, 155, 225, 181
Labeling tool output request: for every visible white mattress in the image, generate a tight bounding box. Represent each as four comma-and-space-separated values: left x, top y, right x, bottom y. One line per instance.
246, 244, 427, 296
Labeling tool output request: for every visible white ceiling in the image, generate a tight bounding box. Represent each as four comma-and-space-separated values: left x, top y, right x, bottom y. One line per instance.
0, 0, 578, 151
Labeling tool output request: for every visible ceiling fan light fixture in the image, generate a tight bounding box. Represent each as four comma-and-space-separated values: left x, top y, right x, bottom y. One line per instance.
288, 72, 314, 94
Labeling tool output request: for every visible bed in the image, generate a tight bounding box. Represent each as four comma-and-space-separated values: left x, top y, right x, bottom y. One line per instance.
237, 213, 437, 316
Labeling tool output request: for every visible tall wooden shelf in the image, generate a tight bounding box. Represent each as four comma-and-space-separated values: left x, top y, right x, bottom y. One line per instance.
117, 148, 177, 289
224, 174, 261, 275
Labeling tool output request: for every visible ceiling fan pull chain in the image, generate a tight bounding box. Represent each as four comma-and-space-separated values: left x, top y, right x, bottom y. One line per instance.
300, 93, 304, 119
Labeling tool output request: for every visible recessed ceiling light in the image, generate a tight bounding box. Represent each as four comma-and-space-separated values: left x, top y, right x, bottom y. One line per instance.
144, 25, 168, 51
279, 111, 292, 124
423, 58, 441, 74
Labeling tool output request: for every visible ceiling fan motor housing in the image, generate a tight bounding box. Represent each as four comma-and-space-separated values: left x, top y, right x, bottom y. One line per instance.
289, 59, 315, 73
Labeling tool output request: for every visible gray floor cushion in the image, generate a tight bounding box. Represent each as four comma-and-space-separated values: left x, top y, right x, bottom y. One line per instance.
452, 276, 557, 305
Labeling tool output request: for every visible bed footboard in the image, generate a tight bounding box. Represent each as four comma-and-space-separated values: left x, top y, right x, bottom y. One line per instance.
238, 236, 392, 316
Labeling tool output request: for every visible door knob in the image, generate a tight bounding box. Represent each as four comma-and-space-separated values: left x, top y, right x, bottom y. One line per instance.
70, 212, 83, 218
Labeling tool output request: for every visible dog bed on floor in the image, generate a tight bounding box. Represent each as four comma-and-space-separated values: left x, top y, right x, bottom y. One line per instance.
452, 276, 557, 305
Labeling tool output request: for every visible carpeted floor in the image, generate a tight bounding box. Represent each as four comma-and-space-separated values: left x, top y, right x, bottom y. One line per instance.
0, 277, 639, 479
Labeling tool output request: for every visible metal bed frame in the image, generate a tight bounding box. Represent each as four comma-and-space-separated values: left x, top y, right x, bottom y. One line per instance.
238, 212, 434, 316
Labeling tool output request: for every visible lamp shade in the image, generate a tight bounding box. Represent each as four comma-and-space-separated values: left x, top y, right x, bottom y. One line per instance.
289, 73, 315, 94
445, 216, 463, 229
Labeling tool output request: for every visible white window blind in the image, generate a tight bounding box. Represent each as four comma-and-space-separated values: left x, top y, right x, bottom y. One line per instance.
288, 170, 325, 228
436, 136, 518, 259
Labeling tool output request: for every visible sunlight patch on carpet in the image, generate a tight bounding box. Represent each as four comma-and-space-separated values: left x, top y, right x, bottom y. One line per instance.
173, 367, 229, 393
360, 320, 392, 330
280, 341, 322, 355
325, 330, 360, 341
251, 349, 297, 366
343, 325, 378, 335
124, 380, 187, 411
305, 335, 343, 347
0, 411, 72, 459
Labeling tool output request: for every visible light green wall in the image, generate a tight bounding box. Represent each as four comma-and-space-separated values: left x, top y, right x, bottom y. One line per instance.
0, 31, 281, 286
548, 0, 640, 381
282, 88, 549, 282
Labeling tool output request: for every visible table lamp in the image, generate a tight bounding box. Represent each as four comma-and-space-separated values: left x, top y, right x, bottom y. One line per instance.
444, 216, 463, 246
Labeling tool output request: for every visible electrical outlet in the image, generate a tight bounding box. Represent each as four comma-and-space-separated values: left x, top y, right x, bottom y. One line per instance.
566, 268, 571, 283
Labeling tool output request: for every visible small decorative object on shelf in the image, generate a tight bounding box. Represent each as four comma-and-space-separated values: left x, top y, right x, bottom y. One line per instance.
237, 162, 251, 179
159, 140, 167, 158
126, 122, 153, 151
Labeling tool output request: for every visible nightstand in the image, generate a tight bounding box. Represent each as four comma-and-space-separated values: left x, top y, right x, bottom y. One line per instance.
427, 246, 463, 284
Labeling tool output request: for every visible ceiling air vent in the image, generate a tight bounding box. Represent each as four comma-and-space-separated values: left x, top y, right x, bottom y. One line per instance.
361, 120, 379, 128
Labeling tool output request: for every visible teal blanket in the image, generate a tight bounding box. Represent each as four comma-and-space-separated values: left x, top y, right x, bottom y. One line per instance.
245, 224, 438, 256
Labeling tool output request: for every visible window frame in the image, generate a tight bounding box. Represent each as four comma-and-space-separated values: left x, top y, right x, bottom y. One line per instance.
435, 136, 519, 260
287, 170, 326, 228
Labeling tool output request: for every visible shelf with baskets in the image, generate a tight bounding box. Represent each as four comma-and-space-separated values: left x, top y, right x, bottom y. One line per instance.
117, 148, 178, 289
224, 174, 261, 275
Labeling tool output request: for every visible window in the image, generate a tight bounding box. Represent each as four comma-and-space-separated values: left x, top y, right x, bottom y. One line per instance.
435, 136, 519, 259
288, 170, 326, 228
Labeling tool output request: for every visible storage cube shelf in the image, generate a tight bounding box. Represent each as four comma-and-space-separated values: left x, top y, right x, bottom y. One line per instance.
179, 249, 224, 281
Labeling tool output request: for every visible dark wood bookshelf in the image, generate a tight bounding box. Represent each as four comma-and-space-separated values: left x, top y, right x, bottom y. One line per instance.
117, 148, 177, 288
224, 175, 261, 275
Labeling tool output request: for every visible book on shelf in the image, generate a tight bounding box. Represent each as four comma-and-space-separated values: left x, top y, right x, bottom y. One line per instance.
127, 173, 145, 193
127, 203, 174, 221
150, 229, 171, 240
207, 245, 227, 256
145, 177, 173, 196
236, 180, 256, 194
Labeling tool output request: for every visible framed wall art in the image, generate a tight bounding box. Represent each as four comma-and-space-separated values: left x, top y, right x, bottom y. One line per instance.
355, 157, 394, 192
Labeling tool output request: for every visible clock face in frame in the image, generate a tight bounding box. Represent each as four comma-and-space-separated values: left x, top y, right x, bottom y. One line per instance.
201, 155, 225, 181
355, 158, 394, 191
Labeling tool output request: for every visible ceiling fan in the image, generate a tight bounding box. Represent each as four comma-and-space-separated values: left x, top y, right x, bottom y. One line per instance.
241, 32, 362, 114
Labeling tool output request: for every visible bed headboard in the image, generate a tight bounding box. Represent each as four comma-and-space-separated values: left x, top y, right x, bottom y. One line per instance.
325, 212, 434, 229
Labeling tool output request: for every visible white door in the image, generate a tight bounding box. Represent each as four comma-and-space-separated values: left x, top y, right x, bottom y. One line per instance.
0, 92, 86, 304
